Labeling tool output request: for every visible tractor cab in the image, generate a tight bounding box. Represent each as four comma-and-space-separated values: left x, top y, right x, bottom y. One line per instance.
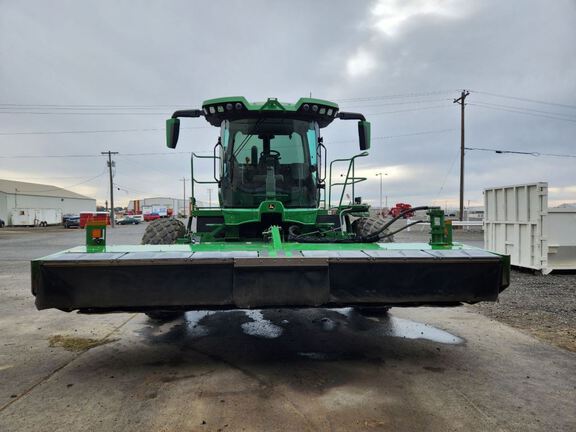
220, 117, 318, 208
166, 96, 371, 215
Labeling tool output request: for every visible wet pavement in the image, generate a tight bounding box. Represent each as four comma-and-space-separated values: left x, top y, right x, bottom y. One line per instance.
1, 224, 575, 431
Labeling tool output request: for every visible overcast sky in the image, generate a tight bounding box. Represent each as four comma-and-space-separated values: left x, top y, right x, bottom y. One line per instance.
1, 0, 575, 208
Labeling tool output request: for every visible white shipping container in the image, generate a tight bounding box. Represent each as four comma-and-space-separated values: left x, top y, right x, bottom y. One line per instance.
484, 182, 576, 274
11, 208, 63, 226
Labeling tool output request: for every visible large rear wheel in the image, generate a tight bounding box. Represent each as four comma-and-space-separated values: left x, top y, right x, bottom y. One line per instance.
141, 218, 187, 320
141, 218, 186, 245
353, 216, 395, 242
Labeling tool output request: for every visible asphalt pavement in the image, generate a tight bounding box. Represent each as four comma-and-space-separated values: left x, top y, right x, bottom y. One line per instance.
0, 224, 575, 431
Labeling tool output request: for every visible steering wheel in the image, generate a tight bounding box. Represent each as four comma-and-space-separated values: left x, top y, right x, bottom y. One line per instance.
260, 149, 282, 160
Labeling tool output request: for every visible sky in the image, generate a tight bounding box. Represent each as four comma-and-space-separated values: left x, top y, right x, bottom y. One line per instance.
1, 0, 575, 208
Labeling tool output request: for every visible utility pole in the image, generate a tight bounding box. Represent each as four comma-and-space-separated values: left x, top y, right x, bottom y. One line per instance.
208, 188, 212, 208
179, 177, 189, 217
453, 90, 470, 221
376, 173, 383, 210
101, 151, 118, 227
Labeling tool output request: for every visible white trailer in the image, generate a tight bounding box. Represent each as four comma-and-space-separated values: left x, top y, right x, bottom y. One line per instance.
484, 182, 576, 274
11, 208, 63, 227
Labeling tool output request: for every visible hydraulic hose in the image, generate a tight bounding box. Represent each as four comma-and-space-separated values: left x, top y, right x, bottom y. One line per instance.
377, 220, 424, 240
361, 206, 437, 242
288, 206, 440, 244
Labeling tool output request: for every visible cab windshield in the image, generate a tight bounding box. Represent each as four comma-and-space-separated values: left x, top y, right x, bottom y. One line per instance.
221, 118, 318, 208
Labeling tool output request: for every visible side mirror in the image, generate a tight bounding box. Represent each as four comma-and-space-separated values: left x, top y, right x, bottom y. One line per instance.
166, 118, 180, 149
358, 120, 371, 151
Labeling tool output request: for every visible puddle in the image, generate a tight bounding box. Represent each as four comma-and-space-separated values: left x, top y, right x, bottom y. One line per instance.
382, 317, 462, 344
139, 307, 461, 347
184, 311, 213, 337
241, 310, 283, 339
331, 308, 462, 344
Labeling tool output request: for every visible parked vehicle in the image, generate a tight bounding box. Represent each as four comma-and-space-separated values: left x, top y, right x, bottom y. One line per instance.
144, 213, 161, 222
63, 216, 80, 229
11, 208, 62, 227
118, 216, 141, 225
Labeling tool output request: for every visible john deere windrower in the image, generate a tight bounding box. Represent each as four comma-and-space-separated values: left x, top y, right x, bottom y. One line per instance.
32, 97, 509, 316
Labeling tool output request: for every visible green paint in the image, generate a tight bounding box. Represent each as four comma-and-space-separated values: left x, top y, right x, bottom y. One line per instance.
37, 240, 487, 261
428, 208, 453, 246
270, 226, 282, 252
221, 202, 318, 226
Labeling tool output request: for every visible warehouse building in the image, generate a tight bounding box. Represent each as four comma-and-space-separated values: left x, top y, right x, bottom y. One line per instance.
0, 179, 96, 225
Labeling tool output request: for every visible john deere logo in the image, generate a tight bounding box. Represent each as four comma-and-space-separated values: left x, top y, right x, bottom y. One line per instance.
268, 204, 275, 210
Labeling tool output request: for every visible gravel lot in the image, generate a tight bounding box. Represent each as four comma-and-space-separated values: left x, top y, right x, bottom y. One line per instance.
474, 271, 576, 352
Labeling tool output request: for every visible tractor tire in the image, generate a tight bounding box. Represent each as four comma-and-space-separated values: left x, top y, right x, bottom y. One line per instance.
141, 218, 186, 245
353, 216, 394, 242
141, 218, 187, 321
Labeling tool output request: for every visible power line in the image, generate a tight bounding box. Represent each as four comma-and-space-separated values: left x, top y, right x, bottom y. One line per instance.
476, 101, 576, 120
0, 91, 456, 108
435, 150, 460, 198
0, 126, 209, 136
1, 127, 458, 159
0, 102, 453, 117
0, 103, 191, 108
340, 98, 451, 108
0, 105, 183, 112
336, 90, 458, 103
0, 111, 169, 116
470, 90, 576, 110
472, 101, 576, 119
0, 154, 102, 159
0, 151, 202, 159
468, 103, 576, 123
329, 128, 457, 144
365, 104, 451, 116
465, 147, 576, 158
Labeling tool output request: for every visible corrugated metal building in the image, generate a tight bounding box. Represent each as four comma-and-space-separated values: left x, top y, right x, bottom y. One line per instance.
0, 179, 96, 225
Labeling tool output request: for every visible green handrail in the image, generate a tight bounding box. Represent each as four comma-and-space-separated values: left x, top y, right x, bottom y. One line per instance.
328, 151, 369, 208
191, 152, 220, 209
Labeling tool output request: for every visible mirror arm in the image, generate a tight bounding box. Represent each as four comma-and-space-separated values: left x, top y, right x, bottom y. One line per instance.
337, 112, 366, 121
171, 109, 204, 119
